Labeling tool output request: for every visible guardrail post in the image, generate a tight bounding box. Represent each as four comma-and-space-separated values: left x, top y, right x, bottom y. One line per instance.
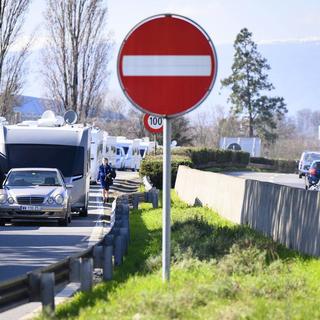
93, 245, 103, 269
151, 189, 159, 208
132, 194, 139, 209
28, 272, 41, 302
80, 258, 93, 291
120, 216, 130, 240
103, 245, 113, 281
114, 235, 123, 266
40, 272, 55, 315
69, 258, 81, 282
120, 227, 129, 255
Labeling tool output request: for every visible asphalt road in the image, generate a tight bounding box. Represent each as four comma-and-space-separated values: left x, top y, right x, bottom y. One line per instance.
226, 171, 305, 189
0, 171, 139, 282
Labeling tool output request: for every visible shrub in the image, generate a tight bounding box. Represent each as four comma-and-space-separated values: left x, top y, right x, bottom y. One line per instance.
186, 148, 250, 167
250, 157, 275, 165
141, 148, 250, 188
250, 157, 297, 173
139, 155, 192, 189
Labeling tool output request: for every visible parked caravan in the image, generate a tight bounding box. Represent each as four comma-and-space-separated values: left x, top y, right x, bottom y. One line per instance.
90, 128, 103, 184
0, 123, 91, 216
103, 134, 117, 167
115, 146, 125, 170
132, 139, 141, 170
116, 137, 132, 170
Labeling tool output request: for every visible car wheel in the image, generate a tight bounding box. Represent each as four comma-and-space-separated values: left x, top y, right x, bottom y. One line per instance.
299, 174, 302, 179
58, 214, 69, 226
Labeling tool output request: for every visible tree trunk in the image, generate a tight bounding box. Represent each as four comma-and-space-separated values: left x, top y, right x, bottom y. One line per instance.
249, 115, 254, 137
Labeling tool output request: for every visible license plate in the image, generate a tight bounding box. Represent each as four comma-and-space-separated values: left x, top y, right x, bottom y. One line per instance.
21, 206, 41, 211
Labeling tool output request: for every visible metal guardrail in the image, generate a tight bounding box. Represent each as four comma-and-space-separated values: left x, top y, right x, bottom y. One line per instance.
0, 189, 159, 315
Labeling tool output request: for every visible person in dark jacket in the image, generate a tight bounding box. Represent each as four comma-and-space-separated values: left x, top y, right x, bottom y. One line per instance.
97, 157, 112, 203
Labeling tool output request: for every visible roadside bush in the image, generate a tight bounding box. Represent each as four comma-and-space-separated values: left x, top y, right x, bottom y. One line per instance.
141, 148, 250, 188
250, 157, 297, 173
250, 157, 274, 165
171, 147, 250, 167
274, 159, 298, 173
139, 155, 192, 189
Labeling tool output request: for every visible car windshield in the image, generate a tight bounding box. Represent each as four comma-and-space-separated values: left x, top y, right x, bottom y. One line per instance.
305, 153, 320, 162
5, 144, 84, 177
5, 171, 62, 187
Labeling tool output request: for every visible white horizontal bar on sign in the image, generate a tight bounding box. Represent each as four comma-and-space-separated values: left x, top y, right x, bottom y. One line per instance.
122, 55, 212, 76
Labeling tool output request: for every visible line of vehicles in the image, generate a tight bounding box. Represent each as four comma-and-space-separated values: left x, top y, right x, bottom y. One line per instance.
0, 112, 155, 226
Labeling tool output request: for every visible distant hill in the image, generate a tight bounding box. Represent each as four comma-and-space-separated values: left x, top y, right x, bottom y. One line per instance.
13, 95, 124, 121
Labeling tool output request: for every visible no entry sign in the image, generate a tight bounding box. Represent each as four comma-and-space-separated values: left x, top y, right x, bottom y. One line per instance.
143, 114, 163, 134
118, 14, 217, 117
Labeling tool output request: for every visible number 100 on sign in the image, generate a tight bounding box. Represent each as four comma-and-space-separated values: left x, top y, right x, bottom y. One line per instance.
143, 114, 163, 134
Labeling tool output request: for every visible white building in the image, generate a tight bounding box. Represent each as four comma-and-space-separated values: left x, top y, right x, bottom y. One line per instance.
219, 137, 261, 157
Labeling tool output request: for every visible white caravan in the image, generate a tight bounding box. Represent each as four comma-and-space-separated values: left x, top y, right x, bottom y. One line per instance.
116, 137, 134, 170
132, 139, 141, 170
116, 137, 141, 170
103, 134, 117, 168
139, 138, 155, 157
0, 122, 91, 216
90, 128, 103, 184
116, 146, 125, 170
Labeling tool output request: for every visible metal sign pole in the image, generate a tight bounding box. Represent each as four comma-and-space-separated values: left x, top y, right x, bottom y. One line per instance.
162, 117, 171, 282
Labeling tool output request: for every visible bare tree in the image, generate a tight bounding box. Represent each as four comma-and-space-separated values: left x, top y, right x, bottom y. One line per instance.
0, 0, 31, 117
43, 0, 113, 120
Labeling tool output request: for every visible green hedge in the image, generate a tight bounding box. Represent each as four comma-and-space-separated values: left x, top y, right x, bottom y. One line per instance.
140, 156, 192, 189
172, 147, 250, 167
250, 157, 275, 166
141, 148, 250, 189
273, 160, 298, 173
250, 157, 297, 173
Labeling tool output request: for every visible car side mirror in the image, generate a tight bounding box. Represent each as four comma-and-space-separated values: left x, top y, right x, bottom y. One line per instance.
66, 184, 73, 189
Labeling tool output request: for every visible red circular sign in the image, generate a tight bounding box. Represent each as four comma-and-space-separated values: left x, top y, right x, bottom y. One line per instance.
143, 114, 163, 134
118, 14, 217, 117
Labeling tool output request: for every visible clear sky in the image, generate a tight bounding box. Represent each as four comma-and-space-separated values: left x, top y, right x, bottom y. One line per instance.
21, 0, 320, 114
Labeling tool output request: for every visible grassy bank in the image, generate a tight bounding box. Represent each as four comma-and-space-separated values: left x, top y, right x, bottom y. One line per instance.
40, 193, 320, 320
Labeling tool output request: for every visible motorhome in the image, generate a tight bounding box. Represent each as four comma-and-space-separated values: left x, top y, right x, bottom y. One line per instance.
90, 128, 103, 183
0, 122, 91, 216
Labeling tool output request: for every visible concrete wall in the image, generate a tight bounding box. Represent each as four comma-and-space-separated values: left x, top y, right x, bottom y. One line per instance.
175, 166, 246, 224
175, 166, 320, 257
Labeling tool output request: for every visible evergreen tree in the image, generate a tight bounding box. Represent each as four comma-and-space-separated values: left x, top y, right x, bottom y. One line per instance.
221, 28, 287, 142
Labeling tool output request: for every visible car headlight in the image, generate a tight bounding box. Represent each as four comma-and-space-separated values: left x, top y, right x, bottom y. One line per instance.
7, 197, 15, 204
55, 194, 64, 205
47, 197, 55, 205
0, 194, 7, 204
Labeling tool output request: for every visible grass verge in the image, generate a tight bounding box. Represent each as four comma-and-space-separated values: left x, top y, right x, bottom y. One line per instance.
39, 192, 320, 320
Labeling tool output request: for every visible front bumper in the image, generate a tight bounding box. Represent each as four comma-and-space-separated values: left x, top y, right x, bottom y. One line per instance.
0, 205, 67, 220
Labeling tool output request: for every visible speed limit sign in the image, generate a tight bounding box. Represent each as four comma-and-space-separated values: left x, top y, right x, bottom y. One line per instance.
143, 114, 163, 134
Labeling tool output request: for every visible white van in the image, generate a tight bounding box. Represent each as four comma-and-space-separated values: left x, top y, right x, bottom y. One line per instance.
298, 151, 320, 178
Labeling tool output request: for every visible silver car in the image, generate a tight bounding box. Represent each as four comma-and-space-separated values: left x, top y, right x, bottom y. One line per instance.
0, 168, 72, 226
